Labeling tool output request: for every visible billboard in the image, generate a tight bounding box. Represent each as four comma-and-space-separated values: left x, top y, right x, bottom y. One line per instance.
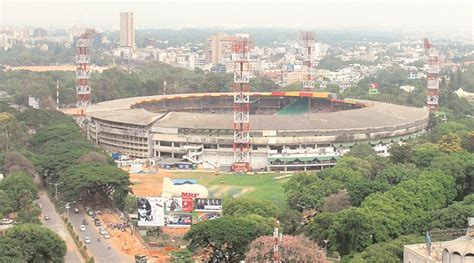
197, 212, 222, 223
165, 197, 183, 212
137, 197, 165, 226
164, 213, 192, 227
194, 198, 222, 212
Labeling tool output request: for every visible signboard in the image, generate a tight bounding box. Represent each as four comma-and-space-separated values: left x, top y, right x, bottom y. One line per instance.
137, 197, 165, 226
194, 198, 222, 212
197, 212, 222, 223
181, 192, 198, 212
165, 197, 183, 212
164, 213, 192, 227
28, 96, 40, 109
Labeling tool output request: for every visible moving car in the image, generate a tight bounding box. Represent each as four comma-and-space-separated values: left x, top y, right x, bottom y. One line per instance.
84, 237, 91, 244
80, 225, 86, 232
38, 203, 43, 209
74, 208, 79, 213
44, 215, 50, 220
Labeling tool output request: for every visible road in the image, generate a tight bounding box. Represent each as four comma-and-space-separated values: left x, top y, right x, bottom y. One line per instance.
38, 192, 84, 263
68, 206, 133, 263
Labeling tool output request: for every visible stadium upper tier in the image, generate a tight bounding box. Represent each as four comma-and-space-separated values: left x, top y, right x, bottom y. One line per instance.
87, 91, 428, 132
85, 92, 429, 171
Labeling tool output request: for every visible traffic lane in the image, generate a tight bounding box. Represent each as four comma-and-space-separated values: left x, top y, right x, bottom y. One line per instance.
69, 207, 131, 263
38, 192, 83, 263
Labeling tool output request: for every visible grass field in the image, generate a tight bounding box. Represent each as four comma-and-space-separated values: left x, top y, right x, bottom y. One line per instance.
168, 171, 290, 209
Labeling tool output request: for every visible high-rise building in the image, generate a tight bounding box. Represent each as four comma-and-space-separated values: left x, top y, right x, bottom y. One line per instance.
206, 33, 235, 65
120, 12, 135, 48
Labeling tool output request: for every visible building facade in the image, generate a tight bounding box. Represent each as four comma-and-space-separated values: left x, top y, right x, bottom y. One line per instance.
206, 33, 235, 65
120, 12, 135, 48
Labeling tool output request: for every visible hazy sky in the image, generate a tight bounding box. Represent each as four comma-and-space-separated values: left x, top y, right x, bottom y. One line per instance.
0, 0, 472, 32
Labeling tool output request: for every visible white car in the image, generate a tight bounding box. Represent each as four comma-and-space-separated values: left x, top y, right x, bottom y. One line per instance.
84, 237, 91, 244
38, 203, 43, 209
80, 225, 86, 232
99, 228, 106, 235
103, 233, 110, 239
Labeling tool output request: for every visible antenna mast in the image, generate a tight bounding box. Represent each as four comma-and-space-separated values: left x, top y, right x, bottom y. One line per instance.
424, 38, 440, 112
231, 35, 251, 173
300, 32, 315, 91
76, 29, 94, 118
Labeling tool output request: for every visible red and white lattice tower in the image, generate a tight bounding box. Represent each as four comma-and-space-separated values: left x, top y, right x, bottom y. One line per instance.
424, 38, 440, 112
76, 30, 93, 116
273, 226, 281, 263
232, 35, 251, 173
300, 32, 315, 91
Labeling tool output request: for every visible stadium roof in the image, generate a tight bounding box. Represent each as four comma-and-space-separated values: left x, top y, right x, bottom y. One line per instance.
87, 92, 428, 131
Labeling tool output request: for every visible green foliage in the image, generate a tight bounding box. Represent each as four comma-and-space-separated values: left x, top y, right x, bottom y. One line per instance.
0, 112, 28, 155
123, 194, 138, 214
411, 143, 440, 168
388, 143, 413, 164
346, 143, 377, 159
346, 235, 424, 262
0, 172, 37, 211
185, 216, 272, 262
438, 133, 464, 153
59, 163, 130, 202
277, 209, 304, 235
223, 197, 280, 218
1, 224, 66, 263
430, 153, 474, 200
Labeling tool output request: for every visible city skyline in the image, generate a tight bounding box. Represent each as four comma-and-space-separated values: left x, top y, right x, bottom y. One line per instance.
0, 0, 472, 34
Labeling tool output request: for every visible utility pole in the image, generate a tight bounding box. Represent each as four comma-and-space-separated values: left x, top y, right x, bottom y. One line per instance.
56, 80, 59, 110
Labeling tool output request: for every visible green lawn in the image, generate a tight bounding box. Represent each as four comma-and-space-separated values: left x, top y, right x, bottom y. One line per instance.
169, 172, 290, 209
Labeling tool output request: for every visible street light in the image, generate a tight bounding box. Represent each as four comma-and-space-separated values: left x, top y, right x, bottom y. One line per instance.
60, 201, 76, 217
48, 182, 63, 200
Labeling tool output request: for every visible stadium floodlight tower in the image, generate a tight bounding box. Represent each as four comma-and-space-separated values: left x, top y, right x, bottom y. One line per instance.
300, 31, 316, 91
231, 34, 251, 173
423, 38, 440, 112
76, 29, 94, 124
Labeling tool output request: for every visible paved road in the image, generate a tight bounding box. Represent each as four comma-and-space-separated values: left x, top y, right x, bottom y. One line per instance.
38, 192, 84, 263
68, 206, 133, 263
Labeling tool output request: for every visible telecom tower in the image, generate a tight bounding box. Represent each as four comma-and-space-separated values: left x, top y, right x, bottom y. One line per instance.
300, 32, 316, 91
423, 38, 440, 112
232, 35, 251, 173
76, 30, 93, 117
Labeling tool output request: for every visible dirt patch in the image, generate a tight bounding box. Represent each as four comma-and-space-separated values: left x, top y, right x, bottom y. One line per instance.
129, 169, 174, 197
98, 212, 170, 263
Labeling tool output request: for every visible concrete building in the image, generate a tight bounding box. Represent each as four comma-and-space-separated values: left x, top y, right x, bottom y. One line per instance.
120, 12, 135, 48
86, 92, 428, 171
206, 33, 235, 65
404, 233, 474, 263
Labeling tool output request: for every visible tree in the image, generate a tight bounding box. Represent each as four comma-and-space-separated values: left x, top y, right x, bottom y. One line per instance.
123, 194, 138, 214
4, 151, 35, 176
0, 113, 28, 155
59, 163, 130, 205
461, 131, 474, 152
388, 143, 413, 164
185, 217, 272, 262
277, 209, 304, 235
223, 197, 280, 218
78, 151, 108, 164
411, 143, 440, 168
245, 235, 327, 263
321, 190, 352, 213
0, 172, 37, 211
346, 143, 377, 159
0, 190, 13, 219
2, 224, 66, 262
438, 133, 464, 153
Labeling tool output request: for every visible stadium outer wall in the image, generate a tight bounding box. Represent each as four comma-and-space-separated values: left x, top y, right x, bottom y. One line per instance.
85, 92, 429, 171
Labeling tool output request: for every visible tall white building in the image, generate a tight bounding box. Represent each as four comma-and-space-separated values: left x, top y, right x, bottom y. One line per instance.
120, 12, 135, 48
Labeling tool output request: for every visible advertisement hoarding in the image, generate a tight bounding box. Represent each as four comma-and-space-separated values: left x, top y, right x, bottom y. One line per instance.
197, 212, 222, 222
164, 213, 192, 227
165, 197, 183, 212
137, 197, 165, 226
194, 198, 222, 212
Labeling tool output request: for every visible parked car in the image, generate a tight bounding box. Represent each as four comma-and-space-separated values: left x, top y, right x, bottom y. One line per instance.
84, 237, 91, 244
103, 233, 110, 239
82, 219, 88, 225
99, 228, 106, 235
44, 215, 50, 220
94, 219, 101, 227
74, 208, 79, 213
80, 225, 86, 232
38, 203, 43, 209
88, 210, 94, 216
